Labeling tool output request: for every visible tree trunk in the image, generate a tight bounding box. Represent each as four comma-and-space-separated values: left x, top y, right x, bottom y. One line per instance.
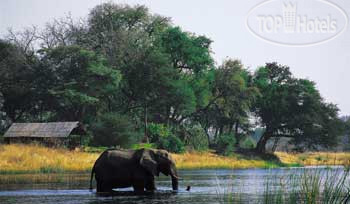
255, 130, 271, 153
219, 126, 223, 136
229, 123, 233, 134
234, 121, 240, 147
214, 128, 219, 141
143, 104, 149, 143
203, 126, 211, 146
271, 137, 280, 152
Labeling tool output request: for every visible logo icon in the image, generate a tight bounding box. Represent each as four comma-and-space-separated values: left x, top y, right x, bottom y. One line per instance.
246, 0, 348, 47
282, 2, 297, 32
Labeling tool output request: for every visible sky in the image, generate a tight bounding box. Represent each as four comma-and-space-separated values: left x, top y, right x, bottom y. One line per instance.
1, 0, 349, 116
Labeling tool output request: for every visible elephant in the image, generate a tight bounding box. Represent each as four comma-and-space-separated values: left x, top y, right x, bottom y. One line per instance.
89, 148, 179, 193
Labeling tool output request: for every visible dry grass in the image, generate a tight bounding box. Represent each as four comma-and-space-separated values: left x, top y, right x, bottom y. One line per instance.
275, 152, 350, 166
1, 144, 350, 174
172, 151, 277, 169
0, 144, 99, 173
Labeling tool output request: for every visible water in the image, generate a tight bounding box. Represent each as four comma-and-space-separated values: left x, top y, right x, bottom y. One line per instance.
0, 167, 345, 204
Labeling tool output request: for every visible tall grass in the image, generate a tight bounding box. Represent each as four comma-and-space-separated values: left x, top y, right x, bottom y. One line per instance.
213, 167, 350, 203
0, 144, 282, 174
0, 144, 99, 173
276, 152, 350, 166
2, 144, 350, 174
172, 151, 282, 169
215, 174, 244, 203
262, 167, 350, 204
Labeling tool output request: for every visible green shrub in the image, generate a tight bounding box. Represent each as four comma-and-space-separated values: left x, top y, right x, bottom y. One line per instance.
82, 146, 108, 153
148, 123, 171, 143
182, 123, 209, 151
215, 133, 236, 155
91, 113, 141, 148
157, 134, 185, 153
240, 136, 256, 149
148, 123, 185, 153
131, 143, 156, 150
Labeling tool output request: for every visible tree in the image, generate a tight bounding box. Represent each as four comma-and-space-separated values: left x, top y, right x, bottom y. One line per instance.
91, 112, 141, 147
253, 62, 343, 153
0, 92, 9, 134
155, 27, 214, 125
39, 45, 121, 122
84, 3, 172, 141
86, 3, 170, 68
0, 40, 39, 122
194, 59, 258, 147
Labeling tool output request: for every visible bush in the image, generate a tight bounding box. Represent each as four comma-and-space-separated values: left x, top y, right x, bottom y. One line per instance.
182, 123, 209, 151
157, 135, 185, 153
82, 146, 108, 153
131, 143, 156, 150
91, 113, 141, 148
240, 136, 256, 149
215, 133, 236, 155
148, 123, 185, 153
148, 123, 171, 143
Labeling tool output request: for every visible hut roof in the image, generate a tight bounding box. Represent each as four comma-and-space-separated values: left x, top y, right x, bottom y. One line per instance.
3, 122, 80, 138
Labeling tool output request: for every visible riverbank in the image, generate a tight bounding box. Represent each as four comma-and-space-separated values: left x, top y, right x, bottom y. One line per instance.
0, 144, 350, 174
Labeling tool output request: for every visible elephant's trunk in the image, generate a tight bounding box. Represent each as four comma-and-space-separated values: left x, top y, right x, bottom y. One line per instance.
170, 164, 179, 190
171, 176, 178, 190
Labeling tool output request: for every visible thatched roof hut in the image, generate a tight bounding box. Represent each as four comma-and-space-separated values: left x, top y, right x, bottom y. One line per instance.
3, 122, 85, 146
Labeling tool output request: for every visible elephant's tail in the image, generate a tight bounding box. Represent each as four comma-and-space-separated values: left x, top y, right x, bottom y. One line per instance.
89, 165, 95, 191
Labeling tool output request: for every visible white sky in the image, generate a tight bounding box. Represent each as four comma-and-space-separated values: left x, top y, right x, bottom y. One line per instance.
1, 0, 349, 116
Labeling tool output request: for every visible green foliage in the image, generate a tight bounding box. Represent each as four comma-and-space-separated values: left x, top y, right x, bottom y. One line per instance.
0, 2, 345, 152
148, 123, 172, 142
131, 143, 156, 150
157, 134, 185, 153
215, 133, 236, 155
253, 62, 343, 152
197, 59, 258, 147
148, 123, 185, 153
0, 92, 8, 134
0, 40, 38, 122
40, 46, 121, 122
240, 136, 256, 149
182, 123, 209, 151
82, 146, 108, 153
160, 27, 213, 73
91, 113, 141, 148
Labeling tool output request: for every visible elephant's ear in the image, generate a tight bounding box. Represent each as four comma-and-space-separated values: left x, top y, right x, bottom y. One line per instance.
140, 149, 159, 176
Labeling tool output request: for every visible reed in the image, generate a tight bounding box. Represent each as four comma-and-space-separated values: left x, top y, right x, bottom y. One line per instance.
262, 167, 350, 204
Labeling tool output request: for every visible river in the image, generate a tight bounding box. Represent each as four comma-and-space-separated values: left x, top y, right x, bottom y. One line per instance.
0, 167, 347, 204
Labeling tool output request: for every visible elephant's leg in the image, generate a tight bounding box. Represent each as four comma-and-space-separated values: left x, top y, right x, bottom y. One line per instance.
96, 180, 102, 192
99, 181, 113, 193
145, 177, 156, 191
132, 181, 145, 193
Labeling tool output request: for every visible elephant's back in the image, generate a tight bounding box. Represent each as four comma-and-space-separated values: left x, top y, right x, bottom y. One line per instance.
102, 149, 137, 168
95, 149, 139, 181
107, 149, 135, 160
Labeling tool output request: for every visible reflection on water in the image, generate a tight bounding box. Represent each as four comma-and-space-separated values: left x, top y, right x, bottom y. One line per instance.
0, 167, 345, 204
